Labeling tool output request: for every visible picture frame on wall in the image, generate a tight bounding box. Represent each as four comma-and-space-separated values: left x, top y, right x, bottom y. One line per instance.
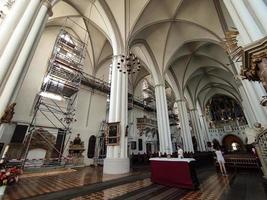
106, 122, 120, 145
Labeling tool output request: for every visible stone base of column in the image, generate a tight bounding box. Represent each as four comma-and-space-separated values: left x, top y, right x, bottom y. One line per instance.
103, 158, 130, 174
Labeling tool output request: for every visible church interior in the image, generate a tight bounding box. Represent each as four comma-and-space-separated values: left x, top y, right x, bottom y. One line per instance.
0, 0, 267, 199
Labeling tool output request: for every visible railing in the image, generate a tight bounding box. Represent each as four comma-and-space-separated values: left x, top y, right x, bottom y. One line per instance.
81, 73, 156, 111
136, 117, 157, 128
209, 125, 249, 134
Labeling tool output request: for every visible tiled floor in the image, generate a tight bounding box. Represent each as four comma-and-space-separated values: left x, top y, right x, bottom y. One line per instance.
3, 166, 267, 200
3, 166, 145, 200
71, 178, 152, 200
73, 174, 233, 200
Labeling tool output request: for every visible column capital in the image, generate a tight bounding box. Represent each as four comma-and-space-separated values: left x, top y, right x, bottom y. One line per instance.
42, 0, 53, 17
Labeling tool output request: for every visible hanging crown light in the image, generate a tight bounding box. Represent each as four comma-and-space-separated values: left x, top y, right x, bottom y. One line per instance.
116, 52, 142, 74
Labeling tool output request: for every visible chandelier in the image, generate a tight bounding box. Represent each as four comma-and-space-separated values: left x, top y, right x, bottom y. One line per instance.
116, 52, 142, 74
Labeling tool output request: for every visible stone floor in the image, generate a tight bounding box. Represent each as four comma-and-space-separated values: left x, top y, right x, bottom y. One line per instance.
3, 166, 267, 200
3, 166, 148, 200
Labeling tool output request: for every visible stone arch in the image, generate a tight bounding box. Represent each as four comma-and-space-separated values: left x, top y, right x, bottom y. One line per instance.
222, 134, 244, 152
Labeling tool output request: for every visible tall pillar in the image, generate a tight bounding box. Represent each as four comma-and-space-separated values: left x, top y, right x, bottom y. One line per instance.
120, 69, 128, 158
243, 80, 267, 124
0, 0, 29, 55
0, 1, 52, 118
176, 99, 194, 152
246, 0, 267, 34
230, 0, 263, 41
189, 109, 206, 151
199, 114, 210, 144
103, 55, 130, 174
237, 84, 255, 127
223, 0, 250, 44
0, 0, 41, 88
154, 84, 172, 154
224, 0, 267, 124
236, 60, 267, 125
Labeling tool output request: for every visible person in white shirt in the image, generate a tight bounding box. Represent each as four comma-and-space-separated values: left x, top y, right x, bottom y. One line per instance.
177, 145, 184, 159
215, 147, 227, 176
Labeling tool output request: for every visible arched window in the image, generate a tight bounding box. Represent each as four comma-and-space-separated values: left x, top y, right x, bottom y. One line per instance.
138, 139, 143, 151
87, 135, 96, 158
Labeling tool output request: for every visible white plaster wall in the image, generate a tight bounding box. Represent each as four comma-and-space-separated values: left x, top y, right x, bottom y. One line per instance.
12, 26, 108, 166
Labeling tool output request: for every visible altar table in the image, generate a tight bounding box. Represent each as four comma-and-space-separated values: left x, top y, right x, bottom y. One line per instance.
150, 158, 199, 189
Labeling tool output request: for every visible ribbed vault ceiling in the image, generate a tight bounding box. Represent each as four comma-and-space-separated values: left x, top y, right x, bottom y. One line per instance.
48, 0, 239, 110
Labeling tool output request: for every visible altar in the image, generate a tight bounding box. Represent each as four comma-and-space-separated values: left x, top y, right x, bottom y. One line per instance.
149, 158, 199, 189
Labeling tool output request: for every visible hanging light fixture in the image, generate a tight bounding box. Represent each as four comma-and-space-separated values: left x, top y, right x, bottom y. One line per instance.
116, 0, 142, 74
116, 52, 142, 74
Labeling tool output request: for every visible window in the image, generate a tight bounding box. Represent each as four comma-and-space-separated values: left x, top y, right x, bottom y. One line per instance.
138, 139, 143, 151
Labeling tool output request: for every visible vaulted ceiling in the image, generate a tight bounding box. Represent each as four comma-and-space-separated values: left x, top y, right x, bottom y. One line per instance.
48, 0, 240, 110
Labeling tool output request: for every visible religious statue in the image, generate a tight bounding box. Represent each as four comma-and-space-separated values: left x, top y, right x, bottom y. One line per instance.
0, 103, 16, 124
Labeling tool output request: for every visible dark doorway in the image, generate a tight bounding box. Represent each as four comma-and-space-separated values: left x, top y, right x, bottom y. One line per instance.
146, 143, 152, 154
87, 135, 96, 158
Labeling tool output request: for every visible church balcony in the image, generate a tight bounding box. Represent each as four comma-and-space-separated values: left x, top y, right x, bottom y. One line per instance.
208, 125, 249, 144
136, 116, 157, 130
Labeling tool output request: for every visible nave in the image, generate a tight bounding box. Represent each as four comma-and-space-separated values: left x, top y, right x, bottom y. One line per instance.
1, 0, 267, 199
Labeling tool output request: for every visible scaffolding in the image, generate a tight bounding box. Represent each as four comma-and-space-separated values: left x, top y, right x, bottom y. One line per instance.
93, 120, 107, 166
23, 19, 88, 168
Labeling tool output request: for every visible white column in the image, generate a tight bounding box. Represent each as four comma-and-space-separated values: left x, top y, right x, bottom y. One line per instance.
0, 0, 41, 87
154, 85, 165, 153
204, 116, 211, 142
154, 84, 172, 154
230, 0, 263, 41
103, 55, 130, 174
189, 109, 198, 151
0, 2, 51, 117
106, 57, 118, 159
0, 0, 29, 55
189, 109, 205, 151
246, 0, 267, 33
160, 85, 173, 153
223, 0, 250, 44
113, 67, 122, 159
176, 99, 194, 152
243, 80, 267, 124
120, 72, 128, 158
238, 84, 255, 127
124, 74, 128, 158
109, 58, 118, 122
194, 110, 206, 151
